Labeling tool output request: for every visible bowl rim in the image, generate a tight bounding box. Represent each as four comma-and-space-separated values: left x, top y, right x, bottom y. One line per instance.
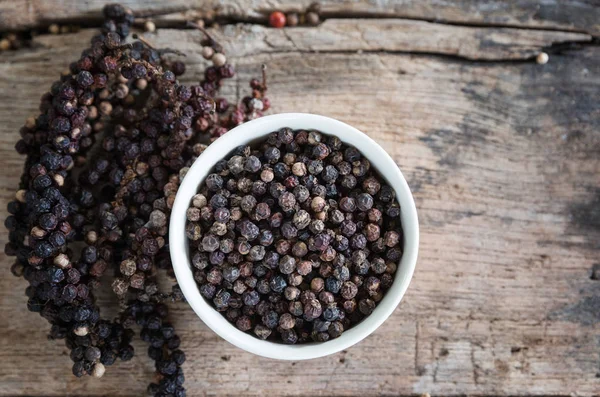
169, 113, 419, 360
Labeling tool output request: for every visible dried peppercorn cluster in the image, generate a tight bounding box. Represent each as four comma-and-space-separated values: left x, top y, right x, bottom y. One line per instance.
4, 3, 269, 396
187, 128, 402, 343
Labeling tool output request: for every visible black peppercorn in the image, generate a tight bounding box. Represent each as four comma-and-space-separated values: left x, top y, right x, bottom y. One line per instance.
222, 266, 240, 282
264, 147, 280, 164
371, 257, 387, 274
365, 223, 381, 241
339, 197, 357, 212
303, 299, 322, 320
262, 310, 279, 329
356, 193, 374, 211
278, 128, 294, 144
361, 175, 380, 195
278, 255, 296, 275
84, 346, 101, 362
39, 212, 59, 231
312, 143, 330, 160
325, 277, 342, 294
323, 306, 340, 321
358, 299, 376, 315
365, 276, 381, 295
209, 194, 228, 209
253, 324, 272, 340
312, 233, 331, 251
206, 267, 223, 285
333, 266, 350, 281
213, 207, 230, 223
350, 234, 367, 250
378, 185, 395, 203
343, 299, 357, 313
322, 165, 338, 183
387, 247, 403, 261
284, 286, 300, 301
72, 361, 86, 377
236, 316, 252, 331
243, 290, 260, 306
280, 222, 297, 239
200, 284, 217, 299
213, 290, 231, 310
328, 321, 344, 338
258, 230, 274, 246
384, 230, 401, 247
367, 208, 383, 224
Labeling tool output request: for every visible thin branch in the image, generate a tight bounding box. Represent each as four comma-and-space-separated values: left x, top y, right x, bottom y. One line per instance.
187, 21, 224, 53
261, 64, 268, 91
132, 33, 187, 57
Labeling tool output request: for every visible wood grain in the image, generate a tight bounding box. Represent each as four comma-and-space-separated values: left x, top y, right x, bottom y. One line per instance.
1, 0, 600, 35
29, 20, 593, 63
210, 19, 592, 61
0, 15, 599, 397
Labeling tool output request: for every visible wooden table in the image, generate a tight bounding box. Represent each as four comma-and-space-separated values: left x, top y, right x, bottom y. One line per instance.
1, 1, 599, 396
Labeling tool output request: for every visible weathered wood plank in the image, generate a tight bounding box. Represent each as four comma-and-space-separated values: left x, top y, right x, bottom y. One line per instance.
30, 21, 593, 62
225, 19, 591, 61
0, 28, 599, 396
1, 0, 599, 35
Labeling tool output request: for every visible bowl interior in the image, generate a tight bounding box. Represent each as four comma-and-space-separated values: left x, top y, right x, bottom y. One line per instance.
169, 113, 419, 360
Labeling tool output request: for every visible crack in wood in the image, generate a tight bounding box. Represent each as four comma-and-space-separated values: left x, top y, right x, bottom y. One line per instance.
415, 320, 423, 376
281, 28, 300, 52
4, 17, 597, 65
431, 340, 439, 383
313, 14, 597, 40
3, 4, 600, 37
470, 344, 480, 386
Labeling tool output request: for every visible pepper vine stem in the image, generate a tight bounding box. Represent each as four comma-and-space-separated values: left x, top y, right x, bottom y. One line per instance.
187, 21, 224, 53
132, 33, 187, 57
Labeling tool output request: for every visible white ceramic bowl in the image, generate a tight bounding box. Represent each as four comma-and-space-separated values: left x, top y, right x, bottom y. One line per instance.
170, 113, 419, 360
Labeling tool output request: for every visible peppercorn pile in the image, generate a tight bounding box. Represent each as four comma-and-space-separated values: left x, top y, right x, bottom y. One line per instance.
4, 4, 269, 396
187, 128, 403, 344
